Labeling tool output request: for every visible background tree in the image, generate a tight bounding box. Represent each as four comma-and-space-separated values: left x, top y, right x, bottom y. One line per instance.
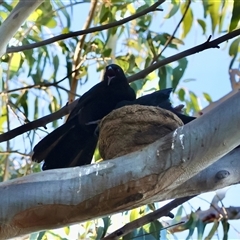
0, 0, 240, 239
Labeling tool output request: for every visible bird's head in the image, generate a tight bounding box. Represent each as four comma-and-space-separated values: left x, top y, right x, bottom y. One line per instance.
104, 64, 127, 85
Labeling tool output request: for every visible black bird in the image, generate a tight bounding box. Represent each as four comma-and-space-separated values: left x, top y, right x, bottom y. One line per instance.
32, 64, 136, 170
116, 88, 195, 124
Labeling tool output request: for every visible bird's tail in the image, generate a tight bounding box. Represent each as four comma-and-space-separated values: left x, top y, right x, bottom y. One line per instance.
174, 112, 196, 124
32, 121, 98, 170
32, 120, 74, 163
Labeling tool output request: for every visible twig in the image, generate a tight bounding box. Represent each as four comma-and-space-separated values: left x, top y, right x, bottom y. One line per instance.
103, 196, 196, 240
128, 28, 240, 82
0, 99, 78, 143
0, 69, 80, 96
0, 150, 31, 157
151, 0, 191, 64
6, 0, 165, 53
1, 28, 240, 143
2, 57, 12, 181
69, 0, 98, 103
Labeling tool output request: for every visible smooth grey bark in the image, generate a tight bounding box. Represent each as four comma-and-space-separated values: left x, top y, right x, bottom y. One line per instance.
0, 92, 240, 239
0, 0, 44, 57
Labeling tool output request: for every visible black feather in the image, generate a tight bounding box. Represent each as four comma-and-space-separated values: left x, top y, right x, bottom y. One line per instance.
32, 64, 136, 170
116, 88, 195, 124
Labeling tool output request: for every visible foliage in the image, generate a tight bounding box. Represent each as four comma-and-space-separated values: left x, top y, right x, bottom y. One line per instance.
0, 0, 240, 239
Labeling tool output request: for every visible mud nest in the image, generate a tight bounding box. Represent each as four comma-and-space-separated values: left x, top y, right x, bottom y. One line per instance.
98, 105, 183, 160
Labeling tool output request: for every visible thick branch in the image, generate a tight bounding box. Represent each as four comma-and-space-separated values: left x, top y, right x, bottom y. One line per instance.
1, 91, 240, 239
6, 0, 165, 53
0, 0, 44, 57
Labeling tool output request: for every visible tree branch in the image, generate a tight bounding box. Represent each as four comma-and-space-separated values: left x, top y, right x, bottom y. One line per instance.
2, 28, 240, 142
128, 28, 240, 82
0, 100, 78, 143
0, 0, 44, 57
0, 69, 79, 96
1, 91, 240, 239
6, 0, 165, 54
69, 0, 98, 103
151, 0, 191, 64
166, 206, 240, 233
103, 196, 195, 240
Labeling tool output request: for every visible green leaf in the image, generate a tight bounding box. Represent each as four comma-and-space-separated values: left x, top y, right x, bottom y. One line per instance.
180, 4, 193, 39
34, 97, 38, 120
130, 208, 141, 222
96, 226, 104, 239
147, 203, 156, 211
221, 220, 230, 240
142, 220, 162, 239
202, 1, 208, 18
101, 216, 111, 238
36, 231, 46, 240
197, 19, 206, 34
28, 9, 43, 21
203, 92, 212, 103
148, 220, 162, 240
130, 80, 144, 93
45, 18, 57, 28
204, 220, 219, 240
175, 205, 184, 222
0, 106, 7, 133
228, 37, 240, 68
158, 65, 172, 89
136, 4, 149, 13
178, 88, 185, 102
99, 5, 110, 23
229, 0, 240, 31
164, 0, 180, 19
53, 55, 59, 74
102, 48, 112, 57
15, 92, 28, 117
208, 1, 221, 33
219, 1, 229, 33
185, 212, 198, 240
147, 31, 156, 58
189, 91, 201, 112
172, 58, 188, 89
49, 96, 59, 114
61, 27, 69, 34
10, 53, 22, 72
115, 58, 129, 72
196, 220, 206, 239
54, 1, 71, 28
229, 37, 240, 56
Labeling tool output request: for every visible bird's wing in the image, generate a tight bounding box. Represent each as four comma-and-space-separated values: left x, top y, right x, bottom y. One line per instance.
67, 82, 105, 121
32, 119, 75, 162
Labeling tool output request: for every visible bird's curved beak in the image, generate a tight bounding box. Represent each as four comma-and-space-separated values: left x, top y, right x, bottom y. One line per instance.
106, 66, 115, 85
